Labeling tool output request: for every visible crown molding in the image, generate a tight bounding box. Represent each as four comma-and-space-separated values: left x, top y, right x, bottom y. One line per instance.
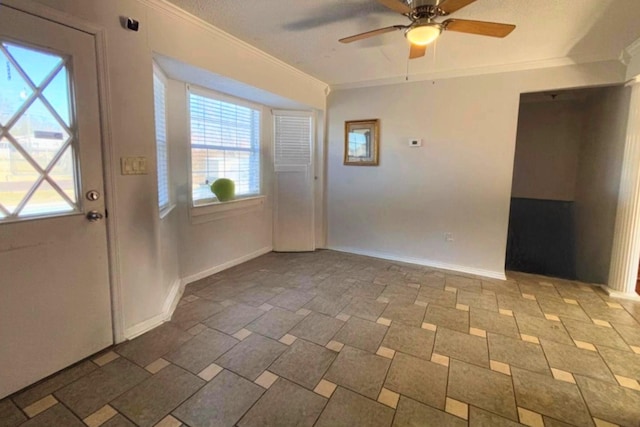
330, 53, 619, 92
138, 0, 329, 94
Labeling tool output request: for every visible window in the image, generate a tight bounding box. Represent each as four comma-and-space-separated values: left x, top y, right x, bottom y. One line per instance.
188, 87, 261, 206
153, 64, 170, 214
0, 41, 79, 221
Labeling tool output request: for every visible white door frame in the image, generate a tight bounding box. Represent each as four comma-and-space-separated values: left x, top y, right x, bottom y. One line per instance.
4, 0, 125, 342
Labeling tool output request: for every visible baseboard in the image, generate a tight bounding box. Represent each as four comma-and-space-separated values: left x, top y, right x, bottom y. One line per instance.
180, 246, 273, 286
329, 246, 507, 280
123, 278, 183, 340
602, 286, 640, 301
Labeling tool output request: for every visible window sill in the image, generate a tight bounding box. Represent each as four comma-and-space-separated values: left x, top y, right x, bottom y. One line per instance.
159, 203, 177, 220
190, 196, 266, 224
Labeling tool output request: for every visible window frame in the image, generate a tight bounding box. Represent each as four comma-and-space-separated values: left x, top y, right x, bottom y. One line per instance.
152, 62, 174, 218
186, 84, 264, 209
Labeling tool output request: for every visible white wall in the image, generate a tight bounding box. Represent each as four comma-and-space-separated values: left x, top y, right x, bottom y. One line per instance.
27, 0, 327, 338
327, 61, 626, 278
511, 100, 585, 201
574, 86, 630, 283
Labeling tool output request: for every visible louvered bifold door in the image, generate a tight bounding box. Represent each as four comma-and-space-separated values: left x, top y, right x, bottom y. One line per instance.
273, 110, 315, 251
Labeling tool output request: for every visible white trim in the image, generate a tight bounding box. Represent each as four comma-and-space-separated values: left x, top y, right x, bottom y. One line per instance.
329, 246, 507, 280
140, 0, 328, 94
625, 37, 640, 61
601, 286, 640, 301
159, 203, 177, 220
180, 246, 273, 286
190, 195, 266, 224
123, 278, 184, 339
2, 0, 126, 344
330, 55, 619, 91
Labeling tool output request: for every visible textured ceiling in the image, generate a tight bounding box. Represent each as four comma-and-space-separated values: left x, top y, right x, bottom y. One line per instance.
164, 0, 640, 86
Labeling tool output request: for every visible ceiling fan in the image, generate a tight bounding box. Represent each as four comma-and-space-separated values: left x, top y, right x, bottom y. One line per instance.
339, 0, 516, 59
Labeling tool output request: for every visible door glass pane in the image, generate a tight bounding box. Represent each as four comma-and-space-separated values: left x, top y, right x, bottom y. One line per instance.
0, 41, 78, 221
0, 49, 32, 126
20, 179, 72, 216
42, 66, 71, 127
4, 42, 62, 86
49, 145, 76, 202
0, 137, 39, 214
11, 97, 69, 169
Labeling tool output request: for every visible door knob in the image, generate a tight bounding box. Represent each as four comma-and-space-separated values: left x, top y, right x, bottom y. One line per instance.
86, 210, 104, 222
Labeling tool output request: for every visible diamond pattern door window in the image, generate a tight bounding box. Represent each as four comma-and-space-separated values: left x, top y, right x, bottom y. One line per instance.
0, 41, 79, 221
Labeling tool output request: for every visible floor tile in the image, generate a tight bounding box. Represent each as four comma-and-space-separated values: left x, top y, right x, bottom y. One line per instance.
83, 404, 117, 427
101, 414, 136, 427
445, 397, 468, 420
12, 360, 97, 409
24, 395, 58, 418
446, 276, 482, 293
344, 281, 386, 299
326, 340, 344, 352
518, 407, 544, 427
254, 371, 279, 389
468, 406, 524, 427
562, 318, 630, 351
197, 363, 223, 381
518, 283, 561, 300
514, 312, 573, 345
19, 404, 85, 427
145, 358, 171, 374
215, 333, 286, 381
377, 388, 400, 409
288, 312, 345, 346
376, 346, 396, 359
612, 322, 640, 347
537, 297, 591, 322
315, 387, 394, 427
324, 346, 391, 399
384, 352, 448, 409
115, 323, 193, 367
333, 316, 388, 353
424, 305, 469, 333
580, 301, 640, 326
497, 294, 544, 318
54, 357, 150, 419
576, 374, 640, 427
314, 379, 337, 398
434, 327, 489, 368
342, 297, 388, 322
279, 333, 297, 345
511, 367, 593, 426
154, 415, 182, 427
93, 351, 120, 367
469, 307, 519, 338
394, 396, 466, 427
487, 333, 551, 375
238, 378, 326, 427
268, 289, 316, 311
598, 346, 640, 380
173, 369, 264, 427
457, 290, 498, 312
170, 298, 224, 330
540, 339, 616, 383
490, 359, 512, 375
416, 287, 457, 308
234, 288, 279, 306
0, 399, 27, 427
111, 364, 204, 427
304, 295, 352, 317
381, 323, 435, 360
482, 280, 522, 297
380, 300, 426, 327
246, 306, 304, 339
448, 359, 518, 420
164, 327, 238, 374
269, 339, 336, 389
203, 303, 266, 335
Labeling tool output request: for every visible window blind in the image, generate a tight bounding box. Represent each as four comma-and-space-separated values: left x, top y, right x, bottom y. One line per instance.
274, 113, 312, 166
153, 70, 170, 212
189, 91, 261, 204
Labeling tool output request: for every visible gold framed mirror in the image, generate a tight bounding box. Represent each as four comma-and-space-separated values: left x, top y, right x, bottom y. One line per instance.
344, 119, 379, 166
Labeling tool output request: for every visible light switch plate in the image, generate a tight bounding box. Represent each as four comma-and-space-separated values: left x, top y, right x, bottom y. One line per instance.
121, 157, 148, 175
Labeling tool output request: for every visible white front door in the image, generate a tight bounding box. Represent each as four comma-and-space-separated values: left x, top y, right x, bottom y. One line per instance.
273, 111, 315, 252
0, 5, 112, 398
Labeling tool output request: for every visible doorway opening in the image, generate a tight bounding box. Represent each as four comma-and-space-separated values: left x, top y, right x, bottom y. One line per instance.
506, 85, 630, 285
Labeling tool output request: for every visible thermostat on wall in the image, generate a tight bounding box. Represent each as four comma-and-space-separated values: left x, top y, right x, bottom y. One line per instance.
409, 138, 422, 147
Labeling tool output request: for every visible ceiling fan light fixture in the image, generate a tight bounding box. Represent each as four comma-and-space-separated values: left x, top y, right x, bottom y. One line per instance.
405, 24, 442, 46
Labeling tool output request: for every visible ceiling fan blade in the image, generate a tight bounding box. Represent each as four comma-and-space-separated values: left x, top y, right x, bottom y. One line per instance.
377, 0, 412, 14
443, 19, 515, 37
438, 0, 477, 14
339, 25, 405, 43
409, 44, 427, 59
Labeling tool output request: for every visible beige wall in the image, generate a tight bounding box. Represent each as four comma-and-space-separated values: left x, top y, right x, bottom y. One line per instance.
28, 0, 326, 338
575, 86, 630, 283
511, 100, 586, 201
327, 61, 626, 278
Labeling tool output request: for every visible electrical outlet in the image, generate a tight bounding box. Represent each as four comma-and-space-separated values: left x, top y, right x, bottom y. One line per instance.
409, 138, 422, 147
444, 232, 454, 242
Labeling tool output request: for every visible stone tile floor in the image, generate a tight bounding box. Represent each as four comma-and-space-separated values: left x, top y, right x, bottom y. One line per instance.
3, 250, 640, 426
